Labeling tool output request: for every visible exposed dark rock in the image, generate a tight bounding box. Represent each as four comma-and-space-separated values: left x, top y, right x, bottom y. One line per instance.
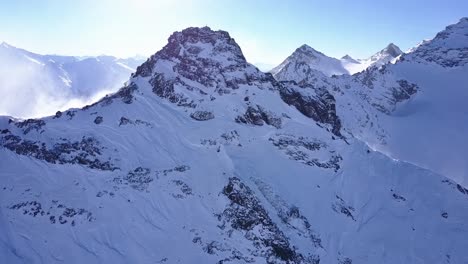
172, 180, 193, 197
218, 177, 311, 263
114, 167, 153, 191
9, 200, 94, 225
99, 83, 138, 106
150, 73, 197, 107
14, 119, 46, 135
332, 195, 356, 221
280, 83, 341, 136
339, 257, 353, 264
66, 110, 76, 120
235, 105, 282, 128
441, 179, 468, 198
253, 179, 323, 249
190, 110, 215, 121
94, 116, 103, 124
1, 131, 117, 171
392, 193, 407, 202
269, 134, 342, 172
456, 184, 468, 196
119, 117, 131, 126
118, 117, 153, 128
391, 80, 418, 105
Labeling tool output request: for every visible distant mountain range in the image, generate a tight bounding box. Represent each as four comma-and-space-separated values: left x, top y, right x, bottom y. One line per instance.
0, 42, 145, 118
271, 43, 403, 79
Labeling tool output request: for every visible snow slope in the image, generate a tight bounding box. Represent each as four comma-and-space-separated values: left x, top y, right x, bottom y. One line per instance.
0, 42, 145, 118
1, 26, 468, 264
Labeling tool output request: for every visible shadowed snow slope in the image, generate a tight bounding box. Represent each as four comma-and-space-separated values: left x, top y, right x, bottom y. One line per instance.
1, 26, 468, 264
0, 42, 145, 118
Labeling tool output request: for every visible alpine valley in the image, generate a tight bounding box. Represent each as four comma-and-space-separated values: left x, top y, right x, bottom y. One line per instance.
1, 18, 468, 264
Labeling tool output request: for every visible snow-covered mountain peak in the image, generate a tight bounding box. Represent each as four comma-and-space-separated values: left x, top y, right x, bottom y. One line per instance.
402, 17, 468, 67
367, 43, 403, 65
381, 43, 402, 57
341, 55, 361, 67
138, 26, 246, 73
294, 44, 327, 58
0, 41, 12, 49
168, 26, 244, 61
124, 26, 286, 124
134, 26, 258, 82
271, 44, 348, 81
341, 54, 357, 62
272, 42, 406, 79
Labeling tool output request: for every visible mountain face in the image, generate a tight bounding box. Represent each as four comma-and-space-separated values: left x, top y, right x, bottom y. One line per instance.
0, 42, 145, 118
2, 25, 468, 264
273, 18, 468, 187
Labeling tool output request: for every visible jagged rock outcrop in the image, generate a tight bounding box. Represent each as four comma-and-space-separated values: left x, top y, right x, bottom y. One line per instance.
280, 82, 342, 136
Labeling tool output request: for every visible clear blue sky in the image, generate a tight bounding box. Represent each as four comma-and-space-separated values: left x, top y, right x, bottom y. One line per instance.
1, 0, 466, 65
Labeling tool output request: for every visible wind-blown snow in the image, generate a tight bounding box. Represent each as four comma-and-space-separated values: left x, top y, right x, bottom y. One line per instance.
0, 43, 145, 119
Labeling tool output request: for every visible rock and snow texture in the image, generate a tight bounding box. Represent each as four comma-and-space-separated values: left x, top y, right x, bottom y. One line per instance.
273, 17, 468, 187
0, 42, 144, 118
1, 25, 468, 264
